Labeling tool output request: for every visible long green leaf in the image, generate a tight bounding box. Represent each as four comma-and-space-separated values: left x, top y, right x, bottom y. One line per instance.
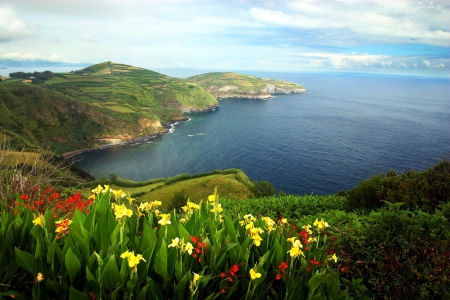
14, 247, 36, 275
65, 248, 81, 284
69, 286, 90, 300
154, 240, 169, 284
101, 255, 120, 291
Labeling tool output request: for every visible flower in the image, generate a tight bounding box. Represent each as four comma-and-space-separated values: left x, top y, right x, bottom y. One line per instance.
287, 246, 304, 258
210, 204, 223, 213
168, 237, 180, 248
112, 189, 126, 200
328, 253, 338, 263
55, 219, 72, 237
114, 204, 133, 220
313, 218, 329, 230
121, 250, 146, 272
32, 214, 45, 227
158, 213, 171, 226
261, 216, 276, 232
184, 242, 194, 255
35, 272, 44, 283
250, 267, 261, 280
208, 194, 217, 203
126, 196, 135, 205
193, 272, 201, 285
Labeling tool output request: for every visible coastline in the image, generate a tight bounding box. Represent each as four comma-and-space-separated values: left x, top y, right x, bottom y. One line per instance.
62, 118, 189, 159
62, 104, 219, 159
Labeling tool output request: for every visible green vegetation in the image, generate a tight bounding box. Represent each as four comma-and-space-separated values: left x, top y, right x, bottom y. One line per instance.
0, 62, 218, 155
188, 72, 306, 99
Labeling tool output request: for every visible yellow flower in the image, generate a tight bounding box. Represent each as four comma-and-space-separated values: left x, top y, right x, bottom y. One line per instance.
280, 218, 288, 224
245, 221, 254, 230
193, 272, 201, 285
102, 185, 110, 194
292, 239, 303, 248
287, 246, 304, 258
251, 233, 263, 247
208, 194, 217, 203
158, 213, 171, 226
184, 242, 194, 255
32, 214, 45, 227
218, 215, 223, 223
313, 218, 329, 230
287, 237, 296, 244
112, 189, 126, 200
243, 214, 256, 222
151, 200, 162, 207
302, 224, 313, 234
121, 250, 146, 272
180, 218, 187, 223
127, 196, 135, 205
168, 237, 180, 248
210, 204, 223, 213
261, 217, 276, 232
250, 267, 261, 280
35, 272, 44, 283
328, 253, 338, 263
138, 202, 149, 212
114, 204, 133, 220
91, 184, 103, 195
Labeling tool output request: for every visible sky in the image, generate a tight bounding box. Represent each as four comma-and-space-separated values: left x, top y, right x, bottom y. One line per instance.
0, 0, 449, 77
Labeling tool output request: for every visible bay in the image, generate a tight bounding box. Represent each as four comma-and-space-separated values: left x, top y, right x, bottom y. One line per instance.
73, 72, 450, 195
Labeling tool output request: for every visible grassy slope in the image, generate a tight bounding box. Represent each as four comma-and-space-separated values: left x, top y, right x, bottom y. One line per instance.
0, 62, 218, 154
187, 72, 305, 97
79, 169, 254, 209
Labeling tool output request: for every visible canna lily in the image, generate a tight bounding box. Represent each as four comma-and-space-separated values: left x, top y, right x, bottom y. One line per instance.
158, 213, 171, 226
250, 267, 261, 280
208, 194, 217, 203
287, 246, 304, 258
114, 204, 133, 220
184, 242, 194, 255
168, 237, 180, 248
328, 253, 338, 263
210, 204, 223, 213
193, 272, 201, 285
121, 250, 146, 272
32, 214, 45, 227
55, 219, 72, 237
313, 218, 329, 230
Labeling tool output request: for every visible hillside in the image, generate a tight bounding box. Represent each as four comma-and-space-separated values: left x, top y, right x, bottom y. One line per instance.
0, 62, 218, 154
187, 72, 306, 99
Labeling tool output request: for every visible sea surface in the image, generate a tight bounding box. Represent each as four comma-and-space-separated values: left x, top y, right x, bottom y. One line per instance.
73, 72, 450, 195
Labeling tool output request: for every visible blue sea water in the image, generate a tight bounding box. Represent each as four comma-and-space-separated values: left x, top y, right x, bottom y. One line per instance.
73, 72, 450, 195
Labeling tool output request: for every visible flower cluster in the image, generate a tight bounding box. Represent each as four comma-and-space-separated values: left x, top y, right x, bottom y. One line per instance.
55, 219, 72, 239
138, 200, 162, 216
189, 236, 207, 262
32, 214, 45, 227
182, 200, 200, 215
14, 187, 92, 218
240, 214, 265, 247
208, 191, 223, 222
287, 237, 304, 258
275, 261, 289, 280
250, 266, 261, 280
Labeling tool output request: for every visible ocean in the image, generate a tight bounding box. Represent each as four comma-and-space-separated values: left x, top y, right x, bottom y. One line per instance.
72, 71, 450, 195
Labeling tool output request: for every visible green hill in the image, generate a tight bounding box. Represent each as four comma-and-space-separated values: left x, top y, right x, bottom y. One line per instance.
187, 72, 306, 99
0, 62, 218, 154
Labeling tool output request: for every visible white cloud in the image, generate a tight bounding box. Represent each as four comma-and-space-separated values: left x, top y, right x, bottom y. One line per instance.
0, 6, 37, 42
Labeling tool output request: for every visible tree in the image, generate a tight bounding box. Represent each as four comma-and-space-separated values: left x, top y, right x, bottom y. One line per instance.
167, 189, 189, 212
251, 181, 276, 198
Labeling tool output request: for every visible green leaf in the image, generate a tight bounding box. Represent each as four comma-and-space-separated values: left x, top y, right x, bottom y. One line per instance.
101, 255, 120, 291
69, 286, 90, 300
65, 248, 81, 284
136, 284, 148, 300
71, 231, 90, 262
224, 216, 237, 242
14, 247, 36, 275
154, 240, 169, 284
46, 279, 69, 299
307, 271, 325, 295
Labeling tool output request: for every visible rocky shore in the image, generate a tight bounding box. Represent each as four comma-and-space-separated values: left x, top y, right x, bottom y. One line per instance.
61, 117, 193, 159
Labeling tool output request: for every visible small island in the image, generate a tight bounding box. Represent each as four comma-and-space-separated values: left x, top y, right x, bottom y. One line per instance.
187, 72, 306, 99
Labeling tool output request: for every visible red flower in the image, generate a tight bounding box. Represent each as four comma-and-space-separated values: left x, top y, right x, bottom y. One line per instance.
275, 274, 282, 280
20, 195, 29, 201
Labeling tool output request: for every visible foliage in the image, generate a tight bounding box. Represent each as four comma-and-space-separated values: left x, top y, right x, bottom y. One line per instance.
221, 194, 348, 220
344, 159, 450, 212
167, 189, 188, 212
334, 205, 450, 299
251, 181, 276, 198
0, 187, 364, 299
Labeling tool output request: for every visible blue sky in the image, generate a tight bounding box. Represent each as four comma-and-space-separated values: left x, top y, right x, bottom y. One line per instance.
0, 0, 449, 76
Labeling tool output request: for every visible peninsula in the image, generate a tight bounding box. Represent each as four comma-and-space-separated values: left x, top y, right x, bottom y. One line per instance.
187, 72, 306, 99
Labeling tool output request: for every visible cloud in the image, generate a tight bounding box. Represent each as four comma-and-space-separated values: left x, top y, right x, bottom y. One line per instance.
249, 0, 450, 46
0, 51, 76, 63
80, 35, 97, 43
0, 6, 37, 42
